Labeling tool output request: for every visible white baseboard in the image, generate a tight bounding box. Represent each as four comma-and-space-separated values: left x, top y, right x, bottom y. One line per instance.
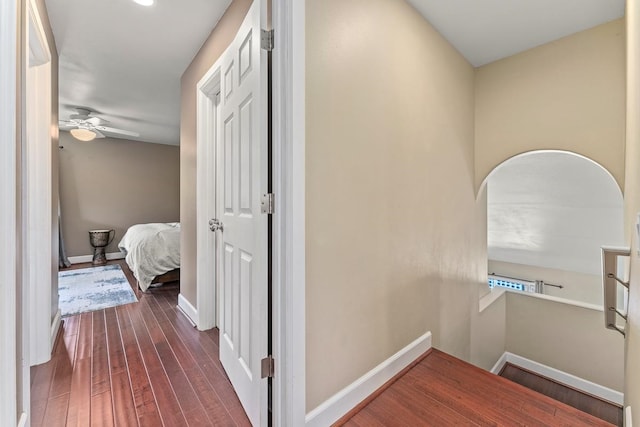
305, 332, 432, 427
68, 251, 125, 265
50, 309, 61, 349
17, 412, 27, 427
626, 406, 633, 427
177, 293, 198, 327
490, 351, 508, 374
492, 352, 623, 406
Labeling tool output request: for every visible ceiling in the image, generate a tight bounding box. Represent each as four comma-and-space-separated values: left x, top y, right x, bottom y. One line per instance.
487, 152, 624, 276
407, 0, 625, 66
45, 0, 231, 145
46, 0, 626, 145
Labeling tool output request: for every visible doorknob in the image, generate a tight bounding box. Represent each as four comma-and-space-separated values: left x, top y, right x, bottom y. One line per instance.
209, 218, 224, 232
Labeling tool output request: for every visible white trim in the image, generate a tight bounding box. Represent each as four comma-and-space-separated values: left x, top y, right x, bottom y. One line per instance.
493, 352, 623, 406
195, 62, 221, 332
510, 289, 604, 312
50, 309, 61, 349
305, 332, 432, 427
626, 406, 633, 427
17, 413, 27, 427
177, 293, 198, 327
26, 0, 53, 367
479, 286, 603, 313
490, 351, 508, 374
67, 251, 126, 265
479, 288, 506, 312
0, 0, 20, 422
272, 0, 306, 425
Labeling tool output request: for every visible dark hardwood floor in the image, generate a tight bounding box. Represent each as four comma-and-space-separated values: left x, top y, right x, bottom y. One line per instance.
31, 260, 250, 426
337, 349, 615, 427
499, 363, 623, 426
37, 260, 620, 426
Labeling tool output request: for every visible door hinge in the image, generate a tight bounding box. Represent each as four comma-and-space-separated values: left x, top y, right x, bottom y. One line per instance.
261, 193, 275, 214
261, 29, 274, 51
261, 355, 275, 378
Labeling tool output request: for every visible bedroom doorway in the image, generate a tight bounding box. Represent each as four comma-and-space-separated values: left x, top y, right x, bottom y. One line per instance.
197, 1, 271, 425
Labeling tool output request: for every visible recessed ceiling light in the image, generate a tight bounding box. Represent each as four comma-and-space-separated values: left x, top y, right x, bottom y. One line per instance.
133, 0, 154, 6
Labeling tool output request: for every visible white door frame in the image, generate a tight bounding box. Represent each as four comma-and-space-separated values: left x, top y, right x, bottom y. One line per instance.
271, 0, 306, 425
195, 0, 306, 424
196, 70, 221, 331
0, 0, 26, 424
26, 0, 57, 367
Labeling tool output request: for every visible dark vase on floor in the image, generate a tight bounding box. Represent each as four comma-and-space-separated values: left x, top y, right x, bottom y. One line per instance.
89, 229, 115, 265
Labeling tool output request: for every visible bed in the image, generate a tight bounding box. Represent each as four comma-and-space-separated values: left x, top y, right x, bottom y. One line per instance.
118, 222, 180, 292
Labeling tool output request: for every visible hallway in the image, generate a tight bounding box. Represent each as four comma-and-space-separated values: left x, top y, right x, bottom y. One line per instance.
30, 261, 250, 426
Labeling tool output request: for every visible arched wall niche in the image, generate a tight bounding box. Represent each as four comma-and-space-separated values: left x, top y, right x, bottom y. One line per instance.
476, 149, 622, 198
482, 150, 624, 305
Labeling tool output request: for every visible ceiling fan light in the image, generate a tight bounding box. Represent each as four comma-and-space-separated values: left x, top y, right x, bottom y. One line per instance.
133, 0, 154, 6
70, 128, 97, 142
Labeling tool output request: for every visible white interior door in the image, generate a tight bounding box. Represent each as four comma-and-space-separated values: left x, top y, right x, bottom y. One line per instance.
216, 2, 268, 425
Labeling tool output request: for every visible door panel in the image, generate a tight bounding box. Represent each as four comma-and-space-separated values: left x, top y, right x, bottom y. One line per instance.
217, 2, 267, 425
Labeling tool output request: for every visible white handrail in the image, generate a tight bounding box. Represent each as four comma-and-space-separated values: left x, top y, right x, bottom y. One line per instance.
601, 246, 630, 336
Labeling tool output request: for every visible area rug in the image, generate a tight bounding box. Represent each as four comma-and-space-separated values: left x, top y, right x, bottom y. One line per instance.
58, 264, 138, 317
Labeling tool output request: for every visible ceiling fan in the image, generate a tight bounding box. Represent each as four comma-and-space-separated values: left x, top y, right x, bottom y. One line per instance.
59, 108, 140, 141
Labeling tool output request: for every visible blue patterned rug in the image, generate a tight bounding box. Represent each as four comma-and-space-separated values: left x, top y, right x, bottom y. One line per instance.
58, 264, 138, 317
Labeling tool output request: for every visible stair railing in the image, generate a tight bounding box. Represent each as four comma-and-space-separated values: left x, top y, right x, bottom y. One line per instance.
601, 246, 630, 336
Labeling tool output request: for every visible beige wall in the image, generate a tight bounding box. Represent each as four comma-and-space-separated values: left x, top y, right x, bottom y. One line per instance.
470, 292, 506, 371
505, 292, 624, 391
489, 260, 602, 306
306, 0, 485, 410
179, 0, 252, 306
59, 132, 179, 256
475, 19, 626, 193
625, 0, 640, 414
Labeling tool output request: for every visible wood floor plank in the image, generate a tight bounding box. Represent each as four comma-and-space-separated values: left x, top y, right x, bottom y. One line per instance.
30, 330, 62, 424
125, 301, 188, 426
66, 313, 93, 426
418, 351, 611, 426
148, 291, 251, 426
500, 363, 623, 426
153, 339, 212, 424
357, 385, 480, 427
140, 295, 237, 426
407, 360, 551, 426
104, 308, 138, 426
109, 372, 139, 427
42, 393, 70, 427
30, 398, 48, 426
91, 310, 111, 397
115, 304, 163, 425
64, 315, 80, 337
339, 349, 615, 427
134, 291, 212, 424
48, 320, 78, 399
90, 391, 115, 427
33, 260, 250, 426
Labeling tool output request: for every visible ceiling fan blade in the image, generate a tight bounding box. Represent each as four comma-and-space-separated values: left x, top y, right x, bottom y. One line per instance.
92, 129, 106, 138
85, 117, 107, 126
94, 126, 140, 137
69, 114, 89, 120
59, 122, 77, 131
69, 108, 93, 120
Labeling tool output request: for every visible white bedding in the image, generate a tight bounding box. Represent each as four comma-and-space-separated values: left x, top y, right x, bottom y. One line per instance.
118, 222, 180, 291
